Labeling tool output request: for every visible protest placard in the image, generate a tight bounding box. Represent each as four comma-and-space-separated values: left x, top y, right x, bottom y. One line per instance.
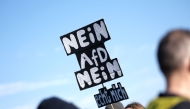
60, 19, 128, 108
60, 19, 110, 55
94, 82, 129, 108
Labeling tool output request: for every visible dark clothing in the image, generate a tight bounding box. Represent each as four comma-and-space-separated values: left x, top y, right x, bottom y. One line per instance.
37, 97, 78, 109
147, 93, 190, 109
172, 101, 190, 109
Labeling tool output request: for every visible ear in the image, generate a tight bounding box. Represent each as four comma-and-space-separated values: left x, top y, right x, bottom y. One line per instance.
178, 57, 190, 76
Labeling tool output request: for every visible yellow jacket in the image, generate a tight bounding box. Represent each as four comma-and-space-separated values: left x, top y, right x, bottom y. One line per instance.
147, 96, 189, 109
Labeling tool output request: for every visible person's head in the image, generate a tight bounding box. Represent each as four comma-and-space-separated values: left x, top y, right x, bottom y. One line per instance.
105, 102, 124, 109
37, 96, 78, 109
125, 102, 144, 109
157, 29, 190, 78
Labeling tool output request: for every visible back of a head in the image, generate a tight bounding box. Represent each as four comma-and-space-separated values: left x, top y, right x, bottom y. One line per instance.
125, 102, 144, 109
157, 29, 190, 77
37, 97, 78, 109
105, 102, 124, 109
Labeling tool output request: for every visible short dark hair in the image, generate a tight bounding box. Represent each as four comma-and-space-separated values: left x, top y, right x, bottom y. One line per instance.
157, 29, 190, 76
125, 102, 144, 109
37, 97, 78, 109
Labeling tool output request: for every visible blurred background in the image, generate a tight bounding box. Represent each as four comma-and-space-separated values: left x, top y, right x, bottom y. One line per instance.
0, 0, 190, 109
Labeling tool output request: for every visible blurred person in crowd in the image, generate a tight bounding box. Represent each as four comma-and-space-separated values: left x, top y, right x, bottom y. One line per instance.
147, 29, 190, 109
125, 102, 144, 109
105, 102, 124, 109
37, 96, 79, 109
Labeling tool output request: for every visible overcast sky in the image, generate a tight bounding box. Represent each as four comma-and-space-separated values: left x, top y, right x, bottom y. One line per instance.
1, 0, 190, 109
